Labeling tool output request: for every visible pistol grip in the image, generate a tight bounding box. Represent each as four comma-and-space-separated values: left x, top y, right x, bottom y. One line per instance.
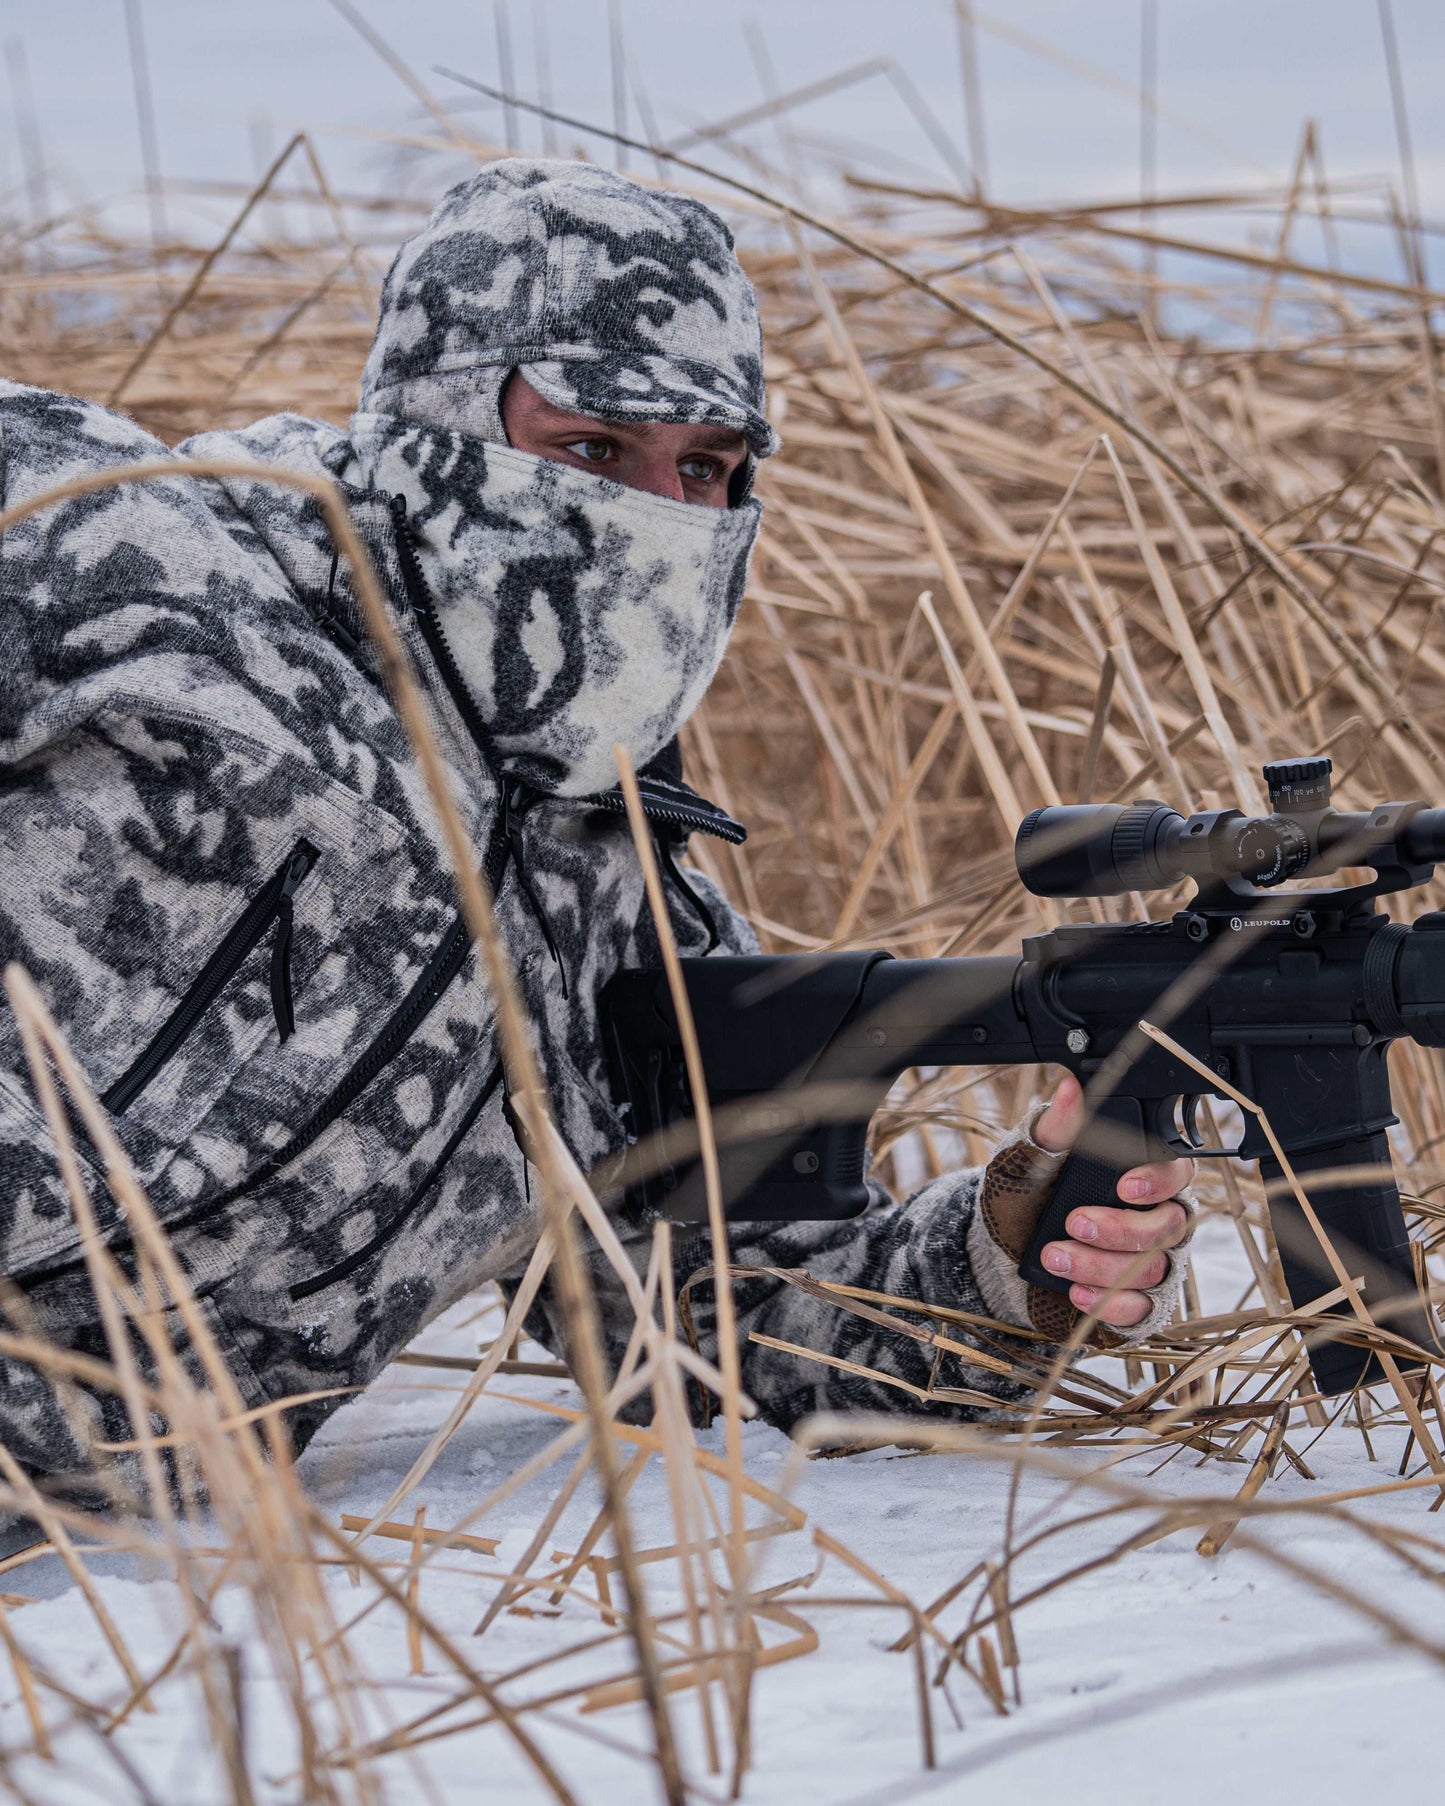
1017, 1094, 1155, 1294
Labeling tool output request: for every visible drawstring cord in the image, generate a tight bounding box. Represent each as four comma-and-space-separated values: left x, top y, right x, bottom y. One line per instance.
316, 545, 361, 655
656, 836, 721, 952
501, 783, 569, 998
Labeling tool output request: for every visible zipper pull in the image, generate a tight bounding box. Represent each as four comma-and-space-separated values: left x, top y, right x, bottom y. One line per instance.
501, 1069, 533, 1205
270, 843, 317, 1045
390, 494, 438, 625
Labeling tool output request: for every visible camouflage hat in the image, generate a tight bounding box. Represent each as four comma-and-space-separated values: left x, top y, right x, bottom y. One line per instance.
359, 158, 780, 457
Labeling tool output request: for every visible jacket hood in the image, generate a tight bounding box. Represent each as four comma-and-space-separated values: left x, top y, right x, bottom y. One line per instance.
357, 157, 779, 459
182, 404, 759, 799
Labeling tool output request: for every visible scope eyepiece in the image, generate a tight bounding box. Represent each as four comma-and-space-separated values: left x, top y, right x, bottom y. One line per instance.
1015, 803, 1181, 897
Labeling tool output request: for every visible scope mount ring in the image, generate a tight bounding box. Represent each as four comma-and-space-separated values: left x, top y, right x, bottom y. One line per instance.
1189, 854, 1436, 917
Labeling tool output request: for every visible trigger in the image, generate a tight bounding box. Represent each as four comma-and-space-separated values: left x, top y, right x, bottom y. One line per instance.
1179, 1094, 1205, 1151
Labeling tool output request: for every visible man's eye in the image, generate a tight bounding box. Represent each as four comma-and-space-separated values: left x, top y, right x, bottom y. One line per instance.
565, 438, 614, 464
679, 456, 722, 484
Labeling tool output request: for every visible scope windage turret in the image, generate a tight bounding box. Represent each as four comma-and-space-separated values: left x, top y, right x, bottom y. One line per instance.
1015, 761, 1445, 900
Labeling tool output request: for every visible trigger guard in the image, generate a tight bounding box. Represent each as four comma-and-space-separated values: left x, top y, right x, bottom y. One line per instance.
1170, 1093, 1243, 1161
1155, 1095, 1204, 1158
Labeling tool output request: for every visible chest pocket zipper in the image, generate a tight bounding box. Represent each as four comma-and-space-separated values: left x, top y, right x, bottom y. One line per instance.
102, 838, 319, 1117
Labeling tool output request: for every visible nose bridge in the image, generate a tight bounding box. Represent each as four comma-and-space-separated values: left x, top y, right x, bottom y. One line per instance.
627, 446, 687, 504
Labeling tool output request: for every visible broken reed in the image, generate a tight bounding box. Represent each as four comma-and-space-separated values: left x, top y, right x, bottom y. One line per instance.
2, 76, 1445, 1801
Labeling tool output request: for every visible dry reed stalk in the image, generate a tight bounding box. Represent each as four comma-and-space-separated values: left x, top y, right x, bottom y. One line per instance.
614, 749, 757, 1755
0, 1599, 51, 1763
406, 1507, 426, 1677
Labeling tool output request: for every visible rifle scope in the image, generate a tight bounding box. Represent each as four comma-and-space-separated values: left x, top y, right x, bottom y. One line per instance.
1016, 758, 1445, 899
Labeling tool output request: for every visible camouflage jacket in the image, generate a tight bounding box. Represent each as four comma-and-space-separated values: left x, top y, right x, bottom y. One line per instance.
0, 379, 1036, 1493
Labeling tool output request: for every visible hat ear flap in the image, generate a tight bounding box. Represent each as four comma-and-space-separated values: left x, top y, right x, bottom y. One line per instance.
727, 453, 757, 508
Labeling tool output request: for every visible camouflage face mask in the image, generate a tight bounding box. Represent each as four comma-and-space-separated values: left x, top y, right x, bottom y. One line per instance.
349, 412, 759, 797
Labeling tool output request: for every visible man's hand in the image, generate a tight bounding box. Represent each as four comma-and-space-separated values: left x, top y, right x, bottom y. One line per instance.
1032, 1075, 1193, 1328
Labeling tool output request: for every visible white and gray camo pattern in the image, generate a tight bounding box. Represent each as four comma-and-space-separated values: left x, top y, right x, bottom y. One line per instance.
0, 375, 1045, 1517
358, 158, 780, 458
348, 415, 760, 797
0, 143, 1185, 1513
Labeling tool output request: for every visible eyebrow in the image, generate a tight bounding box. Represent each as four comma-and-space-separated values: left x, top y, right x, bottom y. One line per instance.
682, 425, 748, 451
557, 415, 745, 455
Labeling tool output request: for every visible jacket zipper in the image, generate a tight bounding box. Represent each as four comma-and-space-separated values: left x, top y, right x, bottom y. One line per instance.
389, 492, 499, 759
387, 494, 749, 851
103, 838, 318, 1117
391, 495, 575, 994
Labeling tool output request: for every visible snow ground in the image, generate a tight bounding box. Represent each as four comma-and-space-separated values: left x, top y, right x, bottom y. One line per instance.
1, 1213, 1441, 1805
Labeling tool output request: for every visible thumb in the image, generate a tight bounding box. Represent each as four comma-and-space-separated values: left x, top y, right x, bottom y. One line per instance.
1034, 1073, 1085, 1154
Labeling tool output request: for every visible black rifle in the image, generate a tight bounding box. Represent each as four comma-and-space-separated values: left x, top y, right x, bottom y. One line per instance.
601, 758, 1445, 1396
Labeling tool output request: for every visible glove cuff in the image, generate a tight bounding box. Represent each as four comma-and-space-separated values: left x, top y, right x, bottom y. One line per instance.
967, 1101, 1196, 1350
966, 1102, 1066, 1330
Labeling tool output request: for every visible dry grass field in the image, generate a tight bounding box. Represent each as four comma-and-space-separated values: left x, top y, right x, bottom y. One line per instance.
1, 20, 1444, 1803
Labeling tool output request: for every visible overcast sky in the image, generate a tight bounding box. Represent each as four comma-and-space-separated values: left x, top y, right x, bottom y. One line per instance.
3, 1, 1442, 276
